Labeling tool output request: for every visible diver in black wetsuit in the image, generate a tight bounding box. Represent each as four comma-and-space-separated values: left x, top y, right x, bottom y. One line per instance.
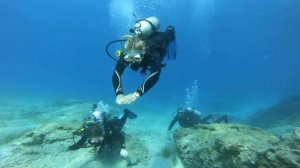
168, 107, 229, 130
68, 103, 137, 158
112, 16, 176, 105
97, 112, 132, 155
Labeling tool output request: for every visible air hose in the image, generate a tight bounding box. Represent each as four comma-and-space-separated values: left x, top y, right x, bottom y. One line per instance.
105, 39, 127, 64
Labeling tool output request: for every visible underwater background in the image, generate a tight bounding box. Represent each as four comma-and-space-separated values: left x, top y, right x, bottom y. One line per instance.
1, 0, 300, 167
1, 0, 300, 114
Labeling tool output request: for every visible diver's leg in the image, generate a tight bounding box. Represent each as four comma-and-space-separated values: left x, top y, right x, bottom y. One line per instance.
118, 114, 127, 130
214, 115, 229, 123
124, 109, 137, 119
201, 114, 214, 124
118, 109, 137, 130
117, 132, 125, 149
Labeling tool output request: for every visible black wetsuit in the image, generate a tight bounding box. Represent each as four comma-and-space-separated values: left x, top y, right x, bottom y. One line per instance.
69, 110, 131, 152
98, 116, 127, 152
168, 108, 202, 130
112, 27, 175, 97
168, 107, 229, 130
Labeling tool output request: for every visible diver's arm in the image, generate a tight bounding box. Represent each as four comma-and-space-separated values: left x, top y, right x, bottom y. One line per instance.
136, 65, 161, 96
112, 60, 127, 96
118, 133, 129, 157
68, 136, 87, 150
119, 133, 126, 149
168, 116, 178, 130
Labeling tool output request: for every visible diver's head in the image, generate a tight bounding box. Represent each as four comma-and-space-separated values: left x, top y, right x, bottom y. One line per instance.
91, 101, 112, 121
186, 107, 194, 112
131, 17, 160, 37
177, 107, 185, 113
91, 111, 102, 121
91, 110, 111, 122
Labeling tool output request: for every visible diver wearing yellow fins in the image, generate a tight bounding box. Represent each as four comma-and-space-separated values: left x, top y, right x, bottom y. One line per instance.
107, 16, 177, 105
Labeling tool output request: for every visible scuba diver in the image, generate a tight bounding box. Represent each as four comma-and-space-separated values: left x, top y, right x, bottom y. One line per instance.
110, 16, 177, 105
68, 102, 137, 159
168, 107, 229, 130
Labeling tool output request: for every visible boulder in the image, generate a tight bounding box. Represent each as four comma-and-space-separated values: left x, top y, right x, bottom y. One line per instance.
0, 123, 149, 168
248, 95, 300, 128
174, 124, 300, 168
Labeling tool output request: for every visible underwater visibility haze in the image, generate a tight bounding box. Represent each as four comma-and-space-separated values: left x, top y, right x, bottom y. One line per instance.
0, 0, 300, 167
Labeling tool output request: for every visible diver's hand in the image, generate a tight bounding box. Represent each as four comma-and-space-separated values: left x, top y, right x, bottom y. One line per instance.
120, 149, 128, 157
122, 92, 140, 104
117, 92, 140, 105
116, 94, 126, 104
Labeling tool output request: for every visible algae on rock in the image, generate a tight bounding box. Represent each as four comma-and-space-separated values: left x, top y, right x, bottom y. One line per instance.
174, 124, 300, 168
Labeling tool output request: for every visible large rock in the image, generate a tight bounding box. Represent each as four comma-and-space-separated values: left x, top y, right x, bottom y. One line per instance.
174, 124, 300, 168
248, 94, 300, 128
0, 122, 149, 168
0, 101, 92, 145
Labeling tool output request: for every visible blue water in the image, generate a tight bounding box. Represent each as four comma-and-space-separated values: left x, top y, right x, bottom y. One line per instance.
1, 0, 300, 117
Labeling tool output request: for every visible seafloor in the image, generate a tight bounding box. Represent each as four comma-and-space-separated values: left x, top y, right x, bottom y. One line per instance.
0, 95, 183, 168
0, 95, 299, 168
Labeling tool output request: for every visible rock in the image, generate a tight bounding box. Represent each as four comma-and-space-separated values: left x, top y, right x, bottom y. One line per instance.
20, 123, 74, 146
248, 95, 300, 128
49, 99, 84, 107
126, 134, 149, 163
25, 132, 35, 137
280, 127, 300, 151
1, 122, 149, 168
96, 134, 149, 167
174, 124, 300, 168
22, 133, 46, 146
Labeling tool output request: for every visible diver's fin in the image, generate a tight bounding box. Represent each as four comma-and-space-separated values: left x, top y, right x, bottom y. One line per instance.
124, 109, 137, 119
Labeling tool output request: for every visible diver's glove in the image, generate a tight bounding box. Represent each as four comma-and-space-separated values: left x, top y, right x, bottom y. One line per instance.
117, 92, 140, 105
122, 92, 140, 105
120, 148, 128, 157
116, 94, 127, 104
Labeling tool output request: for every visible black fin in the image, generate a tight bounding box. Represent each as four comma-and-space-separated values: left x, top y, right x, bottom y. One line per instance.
124, 109, 138, 119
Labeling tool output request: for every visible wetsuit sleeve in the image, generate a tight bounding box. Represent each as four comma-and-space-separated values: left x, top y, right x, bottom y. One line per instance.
135, 64, 161, 96
112, 59, 127, 96
168, 116, 178, 130
68, 136, 87, 150
119, 132, 125, 149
